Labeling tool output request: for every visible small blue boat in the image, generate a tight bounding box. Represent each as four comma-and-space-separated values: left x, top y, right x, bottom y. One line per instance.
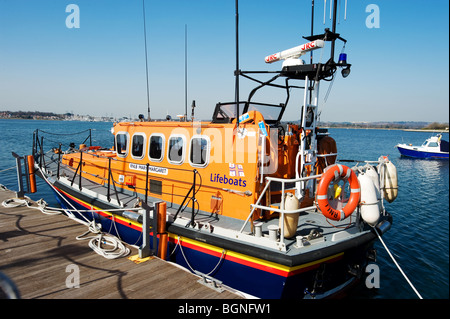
396, 133, 449, 159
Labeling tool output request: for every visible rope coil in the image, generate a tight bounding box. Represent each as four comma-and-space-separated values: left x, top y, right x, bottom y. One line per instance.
75, 221, 130, 260
1, 172, 133, 260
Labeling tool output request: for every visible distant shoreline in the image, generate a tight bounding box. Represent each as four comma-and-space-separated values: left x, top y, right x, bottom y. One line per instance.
322, 126, 449, 133
402, 129, 449, 133
1, 112, 448, 133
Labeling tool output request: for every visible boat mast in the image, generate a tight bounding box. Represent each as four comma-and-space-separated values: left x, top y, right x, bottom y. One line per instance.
235, 0, 240, 126
184, 24, 188, 121
330, 0, 338, 62
309, 0, 315, 118
310, 0, 314, 64
297, 0, 340, 199
142, 0, 151, 121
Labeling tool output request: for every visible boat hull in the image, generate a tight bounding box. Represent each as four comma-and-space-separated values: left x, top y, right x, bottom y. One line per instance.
45, 177, 382, 299
397, 145, 449, 159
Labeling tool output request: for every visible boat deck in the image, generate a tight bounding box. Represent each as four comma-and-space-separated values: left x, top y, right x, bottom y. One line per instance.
0, 188, 242, 299
39, 153, 371, 259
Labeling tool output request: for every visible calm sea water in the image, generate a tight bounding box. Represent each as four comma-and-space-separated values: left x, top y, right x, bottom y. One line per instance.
0, 119, 448, 299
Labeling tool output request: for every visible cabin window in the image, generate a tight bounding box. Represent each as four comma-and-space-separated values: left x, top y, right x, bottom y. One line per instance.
115, 132, 129, 157
149, 134, 164, 162
428, 142, 439, 147
189, 136, 210, 167
131, 134, 145, 159
168, 135, 185, 164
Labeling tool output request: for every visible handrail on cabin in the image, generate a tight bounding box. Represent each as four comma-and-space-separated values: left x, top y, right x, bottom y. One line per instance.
172, 169, 198, 227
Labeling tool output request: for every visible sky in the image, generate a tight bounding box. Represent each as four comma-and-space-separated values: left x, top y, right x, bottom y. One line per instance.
0, 0, 448, 123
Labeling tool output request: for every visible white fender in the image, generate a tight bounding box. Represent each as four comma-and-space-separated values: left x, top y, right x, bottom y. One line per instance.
363, 164, 381, 198
363, 164, 382, 211
358, 173, 380, 226
378, 159, 398, 203
280, 192, 300, 239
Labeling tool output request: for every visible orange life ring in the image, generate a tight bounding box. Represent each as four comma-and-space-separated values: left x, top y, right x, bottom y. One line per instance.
316, 164, 360, 221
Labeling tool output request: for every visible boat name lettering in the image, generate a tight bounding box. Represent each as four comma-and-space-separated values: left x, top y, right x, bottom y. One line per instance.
129, 163, 168, 175
210, 173, 247, 187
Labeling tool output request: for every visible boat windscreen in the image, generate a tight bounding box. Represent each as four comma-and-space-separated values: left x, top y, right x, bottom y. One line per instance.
212, 102, 244, 123
212, 102, 284, 124
246, 103, 283, 122
440, 139, 449, 152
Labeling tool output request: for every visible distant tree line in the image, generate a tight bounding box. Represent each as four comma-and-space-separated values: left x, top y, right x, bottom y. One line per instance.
317, 121, 449, 130
422, 122, 449, 130
1, 110, 449, 130
0, 110, 65, 119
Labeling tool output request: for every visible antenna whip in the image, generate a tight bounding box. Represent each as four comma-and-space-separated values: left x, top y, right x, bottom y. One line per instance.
142, 0, 151, 120
235, 0, 240, 126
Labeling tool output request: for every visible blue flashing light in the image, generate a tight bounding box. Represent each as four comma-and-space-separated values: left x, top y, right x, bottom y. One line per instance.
338, 53, 347, 65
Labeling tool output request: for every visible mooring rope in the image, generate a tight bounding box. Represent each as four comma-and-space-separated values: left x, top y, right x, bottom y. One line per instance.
174, 235, 226, 276
373, 226, 423, 299
0, 166, 16, 174
2, 195, 131, 259
75, 220, 130, 260
1, 168, 133, 260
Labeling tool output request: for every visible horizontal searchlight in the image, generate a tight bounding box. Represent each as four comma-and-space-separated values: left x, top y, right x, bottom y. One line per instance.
264, 40, 324, 64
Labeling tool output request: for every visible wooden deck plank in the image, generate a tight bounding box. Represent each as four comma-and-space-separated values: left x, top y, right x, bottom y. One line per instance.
0, 188, 242, 299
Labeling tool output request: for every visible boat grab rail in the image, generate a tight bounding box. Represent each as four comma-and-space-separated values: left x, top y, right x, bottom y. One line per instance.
239, 174, 322, 245
33, 129, 203, 218
57, 150, 122, 205
57, 152, 200, 207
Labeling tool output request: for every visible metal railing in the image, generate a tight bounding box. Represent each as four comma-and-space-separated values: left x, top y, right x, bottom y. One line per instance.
173, 169, 198, 227
32, 129, 93, 168
32, 129, 201, 216
239, 174, 322, 244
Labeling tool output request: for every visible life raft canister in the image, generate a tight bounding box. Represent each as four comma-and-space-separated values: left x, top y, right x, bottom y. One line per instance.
316, 164, 361, 221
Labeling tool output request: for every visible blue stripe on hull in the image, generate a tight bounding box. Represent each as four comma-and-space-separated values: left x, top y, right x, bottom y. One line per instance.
56, 194, 290, 298
52, 187, 369, 299
167, 243, 289, 298
167, 241, 362, 299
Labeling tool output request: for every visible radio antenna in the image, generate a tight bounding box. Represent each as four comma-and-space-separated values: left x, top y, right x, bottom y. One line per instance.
235, 0, 240, 126
142, 0, 151, 121
330, 0, 338, 61
310, 0, 314, 64
344, 0, 347, 20
184, 24, 188, 121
